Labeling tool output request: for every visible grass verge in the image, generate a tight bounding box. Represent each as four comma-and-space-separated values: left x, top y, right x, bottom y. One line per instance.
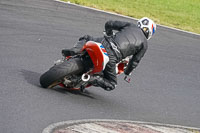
63, 0, 200, 34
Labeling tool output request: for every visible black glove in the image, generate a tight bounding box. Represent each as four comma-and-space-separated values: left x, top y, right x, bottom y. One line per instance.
124, 61, 138, 75
61, 49, 76, 57
105, 29, 113, 36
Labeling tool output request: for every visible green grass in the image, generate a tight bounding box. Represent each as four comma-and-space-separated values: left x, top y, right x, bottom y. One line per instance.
63, 0, 200, 34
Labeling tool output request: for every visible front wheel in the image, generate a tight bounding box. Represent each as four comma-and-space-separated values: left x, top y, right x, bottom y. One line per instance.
40, 58, 84, 88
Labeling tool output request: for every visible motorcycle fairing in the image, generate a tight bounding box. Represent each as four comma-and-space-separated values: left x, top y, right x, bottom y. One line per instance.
116, 57, 129, 74
116, 63, 125, 74
82, 41, 109, 74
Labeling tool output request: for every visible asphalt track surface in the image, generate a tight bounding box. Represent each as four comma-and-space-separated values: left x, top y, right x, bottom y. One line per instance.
0, 0, 200, 133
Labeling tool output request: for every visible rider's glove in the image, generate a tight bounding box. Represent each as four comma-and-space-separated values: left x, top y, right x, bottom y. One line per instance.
104, 29, 114, 37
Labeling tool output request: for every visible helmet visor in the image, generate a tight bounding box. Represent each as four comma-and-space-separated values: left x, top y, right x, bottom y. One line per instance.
142, 19, 149, 25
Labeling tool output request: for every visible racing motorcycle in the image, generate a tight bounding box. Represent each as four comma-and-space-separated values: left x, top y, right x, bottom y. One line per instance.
40, 40, 129, 92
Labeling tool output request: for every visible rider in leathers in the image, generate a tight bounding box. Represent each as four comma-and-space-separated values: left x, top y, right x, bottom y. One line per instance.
62, 17, 156, 91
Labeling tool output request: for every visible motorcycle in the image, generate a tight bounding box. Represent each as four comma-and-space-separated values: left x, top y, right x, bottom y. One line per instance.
40, 40, 129, 92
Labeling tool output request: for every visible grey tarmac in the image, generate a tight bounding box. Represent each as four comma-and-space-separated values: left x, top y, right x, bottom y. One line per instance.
0, 0, 200, 133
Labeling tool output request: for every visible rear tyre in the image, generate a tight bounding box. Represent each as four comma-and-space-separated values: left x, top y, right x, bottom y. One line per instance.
40, 58, 84, 88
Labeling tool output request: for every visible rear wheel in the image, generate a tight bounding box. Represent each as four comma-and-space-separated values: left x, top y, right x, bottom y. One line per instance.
40, 58, 84, 88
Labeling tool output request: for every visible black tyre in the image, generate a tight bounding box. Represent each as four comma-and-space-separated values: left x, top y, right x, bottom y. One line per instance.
40, 58, 84, 88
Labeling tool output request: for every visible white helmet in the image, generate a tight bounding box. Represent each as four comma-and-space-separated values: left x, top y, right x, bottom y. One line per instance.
137, 17, 156, 40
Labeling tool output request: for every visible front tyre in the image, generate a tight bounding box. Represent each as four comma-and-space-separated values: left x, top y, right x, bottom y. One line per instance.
40, 58, 84, 88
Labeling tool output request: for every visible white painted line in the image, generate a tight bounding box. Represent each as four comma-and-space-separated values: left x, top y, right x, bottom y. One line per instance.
69, 123, 120, 133
145, 125, 195, 133
43, 119, 200, 133
54, 0, 200, 37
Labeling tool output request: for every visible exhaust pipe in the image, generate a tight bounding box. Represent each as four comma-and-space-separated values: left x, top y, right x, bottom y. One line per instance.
81, 73, 90, 82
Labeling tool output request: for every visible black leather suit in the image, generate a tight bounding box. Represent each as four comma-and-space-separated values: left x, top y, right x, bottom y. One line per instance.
62, 20, 148, 91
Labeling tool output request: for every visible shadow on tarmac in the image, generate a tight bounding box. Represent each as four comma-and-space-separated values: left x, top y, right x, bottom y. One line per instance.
52, 87, 96, 99
20, 69, 95, 99
20, 69, 41, 87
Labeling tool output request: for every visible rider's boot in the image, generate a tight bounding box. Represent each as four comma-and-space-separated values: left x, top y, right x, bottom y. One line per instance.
62, 39, 87, 57
62, 48, 76, 57
89, 75, 116, 91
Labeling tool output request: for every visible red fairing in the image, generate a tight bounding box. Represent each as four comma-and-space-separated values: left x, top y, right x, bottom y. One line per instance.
59, 83, 65, 87
117, 60, 129, 74
65, 56, 71, 59
117, 63, 125, 74
82, 41, 104, 74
